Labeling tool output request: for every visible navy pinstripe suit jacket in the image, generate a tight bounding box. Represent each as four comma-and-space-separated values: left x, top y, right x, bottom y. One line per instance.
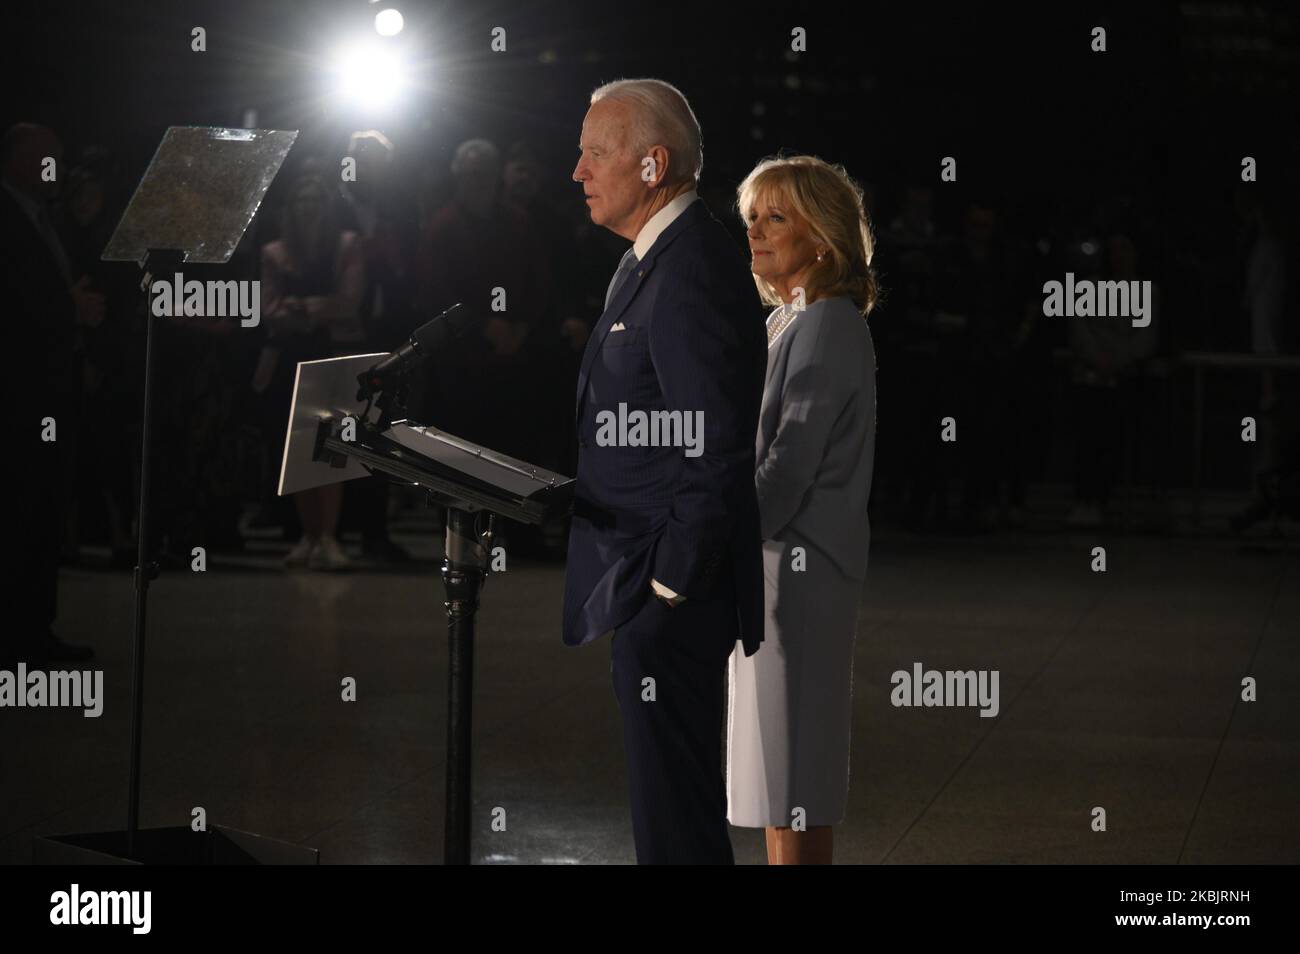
562, 198, 767, 657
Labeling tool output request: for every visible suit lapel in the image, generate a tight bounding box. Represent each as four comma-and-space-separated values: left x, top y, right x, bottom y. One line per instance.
575, 199, 710, 425
575, 253, 651, 405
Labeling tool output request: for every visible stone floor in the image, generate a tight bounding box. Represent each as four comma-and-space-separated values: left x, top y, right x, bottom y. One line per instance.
3, 503, 1297, 865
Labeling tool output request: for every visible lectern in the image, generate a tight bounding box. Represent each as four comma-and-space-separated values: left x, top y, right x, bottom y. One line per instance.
277, 351, 574, 864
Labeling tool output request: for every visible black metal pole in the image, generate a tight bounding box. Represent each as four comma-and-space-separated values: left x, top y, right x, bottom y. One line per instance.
440, 507, 489, 864
125, 294, 154, 856
124, 251, 173, 858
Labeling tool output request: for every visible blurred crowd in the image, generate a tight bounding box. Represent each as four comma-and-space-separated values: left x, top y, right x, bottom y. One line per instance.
6, 121, 1298, 586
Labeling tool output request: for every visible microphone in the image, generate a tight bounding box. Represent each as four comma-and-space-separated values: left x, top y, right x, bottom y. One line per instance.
358, 302, 471, 395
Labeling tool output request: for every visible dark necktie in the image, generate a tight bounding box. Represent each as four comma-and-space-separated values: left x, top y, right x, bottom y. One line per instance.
603, 247, 639, 311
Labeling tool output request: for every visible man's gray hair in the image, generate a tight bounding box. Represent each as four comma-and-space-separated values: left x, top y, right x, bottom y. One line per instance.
590, 78, 703, 185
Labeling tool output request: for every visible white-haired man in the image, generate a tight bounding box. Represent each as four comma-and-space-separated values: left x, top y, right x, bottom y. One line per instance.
562, 79, 766, 864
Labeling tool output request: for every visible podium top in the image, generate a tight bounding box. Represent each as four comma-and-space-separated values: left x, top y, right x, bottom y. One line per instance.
102, 126, 297, 265
278, 352, 574, 523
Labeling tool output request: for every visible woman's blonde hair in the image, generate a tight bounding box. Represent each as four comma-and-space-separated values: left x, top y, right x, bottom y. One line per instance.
736, 154, 879, 317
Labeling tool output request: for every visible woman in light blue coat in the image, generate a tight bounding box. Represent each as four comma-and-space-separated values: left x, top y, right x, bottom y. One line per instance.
728, 155, 879, 865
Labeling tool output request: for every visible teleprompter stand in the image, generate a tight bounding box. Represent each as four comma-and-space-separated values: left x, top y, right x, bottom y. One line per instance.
34, 126, 317, 865
276, 351, 574, 864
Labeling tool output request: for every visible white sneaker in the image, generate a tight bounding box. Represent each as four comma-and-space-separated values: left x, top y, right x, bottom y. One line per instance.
284, 535, 318, 567
309, 535, 352, 571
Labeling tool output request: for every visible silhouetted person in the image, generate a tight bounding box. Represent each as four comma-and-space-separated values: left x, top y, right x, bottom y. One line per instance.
1066, 233, 1158, 526
59, 147, 141, 567
254, 172, 366, 570
935, 200, 1026, 531
504, 140, 583, 475
418, 138, 552, 461
2, 122, 96, 663
877, 185, 947, 529
336, 130, 418, 563
1230, 189, 1296, 532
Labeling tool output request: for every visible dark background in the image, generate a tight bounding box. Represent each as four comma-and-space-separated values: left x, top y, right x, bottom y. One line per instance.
10, 0, 1294, 335
3, 0, 1298, 873
5, 0, 1298, 552
6, 0, 1298, 554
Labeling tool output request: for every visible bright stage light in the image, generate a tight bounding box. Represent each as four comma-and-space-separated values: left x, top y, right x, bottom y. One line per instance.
374, 8, 404, 36
332, 42, 407, 109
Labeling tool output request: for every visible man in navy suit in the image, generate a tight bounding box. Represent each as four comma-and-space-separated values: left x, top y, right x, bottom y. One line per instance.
563, 79, 766, 864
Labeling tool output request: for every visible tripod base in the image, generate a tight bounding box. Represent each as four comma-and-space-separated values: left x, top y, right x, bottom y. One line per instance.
33, 825, 318, 865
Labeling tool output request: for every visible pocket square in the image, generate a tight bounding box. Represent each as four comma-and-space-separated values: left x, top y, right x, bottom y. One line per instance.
610, 322, 627, 332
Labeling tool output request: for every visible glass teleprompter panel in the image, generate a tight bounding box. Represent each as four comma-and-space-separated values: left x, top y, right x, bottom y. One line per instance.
102, 126, 297, 265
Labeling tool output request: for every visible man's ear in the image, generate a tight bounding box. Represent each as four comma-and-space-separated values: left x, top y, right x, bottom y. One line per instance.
640, 146, 670, 187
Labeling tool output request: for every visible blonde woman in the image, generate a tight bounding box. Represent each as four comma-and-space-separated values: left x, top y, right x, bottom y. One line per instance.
728, 155, 879, 865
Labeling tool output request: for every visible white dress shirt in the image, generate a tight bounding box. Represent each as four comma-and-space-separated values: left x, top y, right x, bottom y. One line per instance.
632, 189, 698, 260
